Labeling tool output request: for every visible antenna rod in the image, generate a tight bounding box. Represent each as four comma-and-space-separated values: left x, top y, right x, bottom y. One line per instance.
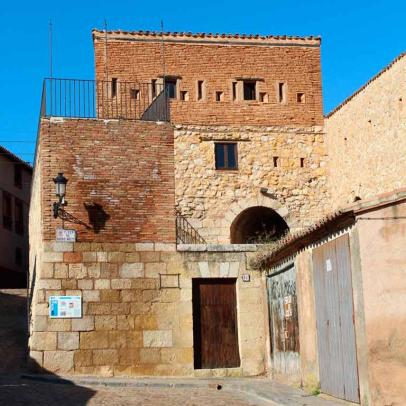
104, 19, 108, 80
49, 19, 53, 79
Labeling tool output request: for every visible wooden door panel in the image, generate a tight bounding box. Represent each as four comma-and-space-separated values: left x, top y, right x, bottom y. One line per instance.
193, 279, 240, 369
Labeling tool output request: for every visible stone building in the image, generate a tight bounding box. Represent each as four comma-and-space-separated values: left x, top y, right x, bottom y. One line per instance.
326, 52, 406, 208
0, 145, 32, 287
93, 30, 331, 243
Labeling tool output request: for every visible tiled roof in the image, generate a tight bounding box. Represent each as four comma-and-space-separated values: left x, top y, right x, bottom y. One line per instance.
255, 187, 406, 269
92, 29, 320, 45
326, 51, 406, 118
0, 145, 33, 172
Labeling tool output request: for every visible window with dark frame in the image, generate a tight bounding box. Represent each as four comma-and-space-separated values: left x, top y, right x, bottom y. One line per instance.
2, 192, 12, 230
215, 143, 238, 170
14, 164, 22, 188
15, 198, 24, 235
165, 78, 177, 99
243, 81, 256, 100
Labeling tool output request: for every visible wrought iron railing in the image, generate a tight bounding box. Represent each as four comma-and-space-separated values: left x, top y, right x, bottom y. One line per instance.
176, 212, 206, 244
40, 78, 169, 122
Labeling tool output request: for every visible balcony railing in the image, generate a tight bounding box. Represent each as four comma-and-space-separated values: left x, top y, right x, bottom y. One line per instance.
40, 78, 169, 122
176, 212, 206, 245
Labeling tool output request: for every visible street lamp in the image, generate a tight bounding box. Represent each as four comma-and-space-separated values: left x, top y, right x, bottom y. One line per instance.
53, 172, 68, 218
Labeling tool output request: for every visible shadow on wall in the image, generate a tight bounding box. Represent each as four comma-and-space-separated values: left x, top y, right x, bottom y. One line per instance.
0, 290, 96, 405
0, 267, 27, 289
84, 202, 110, 234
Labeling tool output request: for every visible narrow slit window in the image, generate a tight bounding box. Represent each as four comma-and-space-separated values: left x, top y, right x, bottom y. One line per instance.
297, 92, 305, 103
197, 80, 204, 100
111, 78, 117, 98
300, 158, 305, 168
130, 89, 140, 100
215, 143, 238, 170
215, 91, 224, 102
243, 81, 256, 100
232, 82, 237, 101
151, 79, 157, 98
278, 82, 286, 103
273, 156, 279, 168
180, 91, 189, 101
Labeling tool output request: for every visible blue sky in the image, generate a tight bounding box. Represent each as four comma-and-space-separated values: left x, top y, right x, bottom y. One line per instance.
0, 0, 404, 165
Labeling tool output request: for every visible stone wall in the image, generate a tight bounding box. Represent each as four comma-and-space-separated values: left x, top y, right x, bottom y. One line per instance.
174, 124, 330, 243
38, 118, 175, 243
325, 53, 406, 208
29, 242, 267, 377
93, 30, 323, 127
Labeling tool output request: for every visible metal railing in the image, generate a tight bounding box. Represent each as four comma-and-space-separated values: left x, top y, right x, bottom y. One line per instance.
40, 78, 169, 122
176, 212, 206, 245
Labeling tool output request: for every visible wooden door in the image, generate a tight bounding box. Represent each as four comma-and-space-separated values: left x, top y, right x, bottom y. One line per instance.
267, 264, 300, 378
313, 234, 360, 403
192, 278, 240, 369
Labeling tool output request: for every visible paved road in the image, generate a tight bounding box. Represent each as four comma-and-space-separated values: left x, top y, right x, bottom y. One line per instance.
0, 376, 349, 406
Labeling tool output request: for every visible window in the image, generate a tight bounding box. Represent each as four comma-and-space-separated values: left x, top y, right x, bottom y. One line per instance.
297, 92, 305, 103
273, 156, 279, 168
259, 92, 268, 103
15, 247, 22, 266
180, 91, 189, 101
14, 164, 22, 188
232, 82, 237, 101
197, 80, 204, 100
2, 192, 12, 230
243, 81, 256, 100
278, 82, 286, 103
111, 78, 118, 98
215, 143, 238, 170
151, 79, 157, 98
15, 198, 24, 235
130, 88, 140, 100
300, 158, 305, 168
215, 91, 224, 102
165, 78, 177, 99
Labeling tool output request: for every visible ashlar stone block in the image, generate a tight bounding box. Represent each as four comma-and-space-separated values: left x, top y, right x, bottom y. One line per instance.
143, 330, 173, 348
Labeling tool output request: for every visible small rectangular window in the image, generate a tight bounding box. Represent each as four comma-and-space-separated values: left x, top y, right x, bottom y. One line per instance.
232, 82, 237, 101
2, 192, 12, 230
297, 92, 305, 103
278, 82, 286, 103
300, 158, 305, 168
15, 198, 24, 235
130, 89, 140, 100
165, 78, 177, 99
215, 143, 238, 170
259, 92, 268, 103
215, 91, 224, 102
14, 164, 22, 188
243, 81, 256, 100
273, 156, 279, 168
180, 91, 189, 101
111, 78, 118, 98
197, 80, 204, 100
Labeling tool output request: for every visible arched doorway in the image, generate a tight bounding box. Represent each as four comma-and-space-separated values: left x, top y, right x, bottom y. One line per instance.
230, 206, 289, 244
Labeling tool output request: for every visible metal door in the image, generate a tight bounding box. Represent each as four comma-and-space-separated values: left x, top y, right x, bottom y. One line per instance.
313, 234, 360, 403
267, 264, 300, 378
192, 278, 240, 369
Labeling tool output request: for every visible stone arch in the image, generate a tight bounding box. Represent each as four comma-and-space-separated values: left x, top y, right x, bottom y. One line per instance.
230, 206, 289, 243
220, 195, 292, 244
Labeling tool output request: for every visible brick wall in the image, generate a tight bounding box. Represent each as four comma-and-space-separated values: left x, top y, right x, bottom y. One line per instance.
38, 118, 175, 243
325, 54, 406, 208
93, 31, 323, 127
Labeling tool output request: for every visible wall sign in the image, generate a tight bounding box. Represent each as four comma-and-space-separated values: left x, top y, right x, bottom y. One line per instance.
56, 228, 77, 242
241, 274, 250, 282
49, 296, 82, 318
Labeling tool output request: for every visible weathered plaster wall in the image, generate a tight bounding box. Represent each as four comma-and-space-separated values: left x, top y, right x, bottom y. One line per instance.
325, 54, 406, 209
175, 124, 330, 243
28, 243, 267, 377
356, 200, 406, 405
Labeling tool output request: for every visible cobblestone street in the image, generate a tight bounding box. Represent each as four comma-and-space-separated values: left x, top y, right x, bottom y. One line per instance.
0, 375, 349, 406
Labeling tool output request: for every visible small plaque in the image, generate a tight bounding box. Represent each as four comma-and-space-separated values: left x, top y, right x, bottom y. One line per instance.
49, 296, 82, 318
56, 228, 76, 242
241, 274, 250, 282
